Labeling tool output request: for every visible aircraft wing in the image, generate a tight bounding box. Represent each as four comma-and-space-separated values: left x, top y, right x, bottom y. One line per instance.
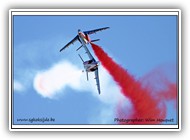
60, 35, 79, 52
84, 27, 110, 35
94, 68, 101, 94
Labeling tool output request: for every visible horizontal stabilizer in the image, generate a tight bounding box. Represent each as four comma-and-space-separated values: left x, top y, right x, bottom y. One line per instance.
91, 39, 100, 42
76, 45, 83, 51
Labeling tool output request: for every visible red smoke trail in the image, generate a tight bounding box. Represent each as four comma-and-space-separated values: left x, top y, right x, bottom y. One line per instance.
91, 43, 176, 124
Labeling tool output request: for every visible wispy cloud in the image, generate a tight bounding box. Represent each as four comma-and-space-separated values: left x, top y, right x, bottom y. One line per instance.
14, 80, 25, 92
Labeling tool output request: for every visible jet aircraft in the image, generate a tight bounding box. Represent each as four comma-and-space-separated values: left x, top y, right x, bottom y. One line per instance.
60, 27, 110, 94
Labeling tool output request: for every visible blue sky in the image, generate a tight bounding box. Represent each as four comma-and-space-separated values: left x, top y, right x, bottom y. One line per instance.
13, 15, 177, 125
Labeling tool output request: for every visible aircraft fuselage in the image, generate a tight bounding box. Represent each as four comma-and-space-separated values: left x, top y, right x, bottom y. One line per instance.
77, 30, 99, 72
78, 31, 90, 45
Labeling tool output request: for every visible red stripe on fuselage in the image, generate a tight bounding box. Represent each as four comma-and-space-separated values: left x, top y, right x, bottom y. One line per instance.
86, 34, 91, 42
79, 32, 91, 42
79, 32, 86, 38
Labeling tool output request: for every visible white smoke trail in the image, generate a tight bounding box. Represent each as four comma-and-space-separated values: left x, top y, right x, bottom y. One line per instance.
33, 61, 84, 98
33, 60, 127, 104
